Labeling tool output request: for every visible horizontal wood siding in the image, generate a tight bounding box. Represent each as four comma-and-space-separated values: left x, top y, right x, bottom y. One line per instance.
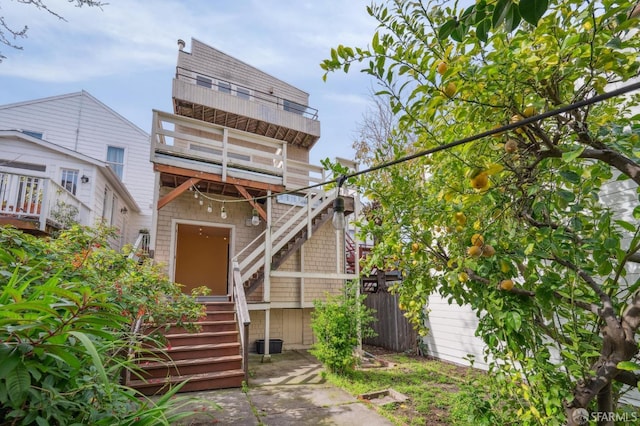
424, 293, 491, 370
0, 92, 153, 244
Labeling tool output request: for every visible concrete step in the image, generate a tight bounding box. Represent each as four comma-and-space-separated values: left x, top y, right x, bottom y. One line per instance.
136, 354, 243, 379
129, 369, 245, 396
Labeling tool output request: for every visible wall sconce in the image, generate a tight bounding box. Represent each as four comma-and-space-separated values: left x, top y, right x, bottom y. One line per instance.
120, 206, 128, 215
251, 208, 260, 226
81, 175, 89, 184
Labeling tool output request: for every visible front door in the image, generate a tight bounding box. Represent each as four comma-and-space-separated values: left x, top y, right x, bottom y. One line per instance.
174, 223, 230, 296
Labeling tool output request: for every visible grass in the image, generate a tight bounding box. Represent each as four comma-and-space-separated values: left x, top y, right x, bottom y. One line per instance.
325, 348, 489, 425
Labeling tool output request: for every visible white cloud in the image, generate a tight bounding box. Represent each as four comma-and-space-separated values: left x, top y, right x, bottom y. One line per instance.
0, 0, 380, 161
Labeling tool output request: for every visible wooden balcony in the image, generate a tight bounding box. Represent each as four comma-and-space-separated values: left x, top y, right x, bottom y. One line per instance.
172, 70, 320, 149
0, 172, 90, 234
151, 110, 326, 197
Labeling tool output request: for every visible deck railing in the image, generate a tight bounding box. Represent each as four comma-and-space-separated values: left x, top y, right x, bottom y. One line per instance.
175, 66, 319, 120
151, 110, 324, 191
0, 172, 90, 230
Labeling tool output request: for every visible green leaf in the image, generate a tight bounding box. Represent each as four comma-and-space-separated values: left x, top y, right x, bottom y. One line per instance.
617, 361, 640, 372
492, 0, 511, 28
559, 170, 581, 184
505, 311, 522, 332
503, 3, 522, 32
519, 0, 548, 26
562, 147, 585, 162
0, 351, 20, 379
438, 20, 457, 40
6, 364, 30, 406
476, 18, 491, 42
68, 331, 108, 386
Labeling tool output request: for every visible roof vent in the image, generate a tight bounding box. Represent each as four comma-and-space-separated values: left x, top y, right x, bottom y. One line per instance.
177, 39, 185, 51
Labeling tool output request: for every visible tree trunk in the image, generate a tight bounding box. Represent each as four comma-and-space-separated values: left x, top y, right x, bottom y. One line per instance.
597, 383, 613, 426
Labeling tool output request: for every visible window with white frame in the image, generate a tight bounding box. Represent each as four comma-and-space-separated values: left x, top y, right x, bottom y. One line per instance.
61, 169, 79, 195
106, 146, 125, 180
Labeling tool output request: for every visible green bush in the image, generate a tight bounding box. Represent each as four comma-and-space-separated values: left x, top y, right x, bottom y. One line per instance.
310, 280, 377, 375
0, 225, 207, 425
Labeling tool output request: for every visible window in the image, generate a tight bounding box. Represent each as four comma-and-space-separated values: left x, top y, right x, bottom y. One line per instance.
61, 169, 79, 195
236, 87, 250, 100
196, 75, 212, 88
22, 130, 43, 139
111, 194, 118, 225
283, 99, 307, 115
102, 186, 114, 224
106, 146, 125, 180
218, 81, 231, 94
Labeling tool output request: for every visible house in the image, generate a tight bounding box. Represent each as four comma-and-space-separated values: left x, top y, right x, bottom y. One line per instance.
135, 38, 358, 393
0, 92, 154, 247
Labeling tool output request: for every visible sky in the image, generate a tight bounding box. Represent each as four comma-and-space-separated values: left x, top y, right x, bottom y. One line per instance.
0, 0, 380, 165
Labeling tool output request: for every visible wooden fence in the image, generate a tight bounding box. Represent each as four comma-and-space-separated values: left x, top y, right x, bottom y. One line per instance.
363, 291, 418, 353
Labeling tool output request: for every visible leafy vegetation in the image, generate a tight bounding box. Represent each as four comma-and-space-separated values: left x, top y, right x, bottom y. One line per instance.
0, 225, 207, 425
322, 0, 640, 424
310, 280, 377, 375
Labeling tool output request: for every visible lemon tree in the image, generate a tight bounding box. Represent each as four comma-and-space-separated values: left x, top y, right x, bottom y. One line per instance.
322, 1, 640, 424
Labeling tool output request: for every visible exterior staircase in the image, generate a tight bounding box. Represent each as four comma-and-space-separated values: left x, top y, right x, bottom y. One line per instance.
127, 300, 245, 396
237, 188, 353, 295
243, 203, 333, 294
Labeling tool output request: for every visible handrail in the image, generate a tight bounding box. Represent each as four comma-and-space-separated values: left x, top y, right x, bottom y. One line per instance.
128, 232, 150, 261
175, 66, 319, 120
232, 261, 251, 383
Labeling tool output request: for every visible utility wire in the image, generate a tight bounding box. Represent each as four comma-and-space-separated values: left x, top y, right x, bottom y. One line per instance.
191, 80, 640, 204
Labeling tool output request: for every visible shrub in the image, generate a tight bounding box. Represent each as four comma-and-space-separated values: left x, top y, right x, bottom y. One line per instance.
310, 280, 376, 375
0, 226, 207, 425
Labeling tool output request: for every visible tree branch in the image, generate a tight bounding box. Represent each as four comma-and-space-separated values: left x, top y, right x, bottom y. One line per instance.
539, 148, 640, 185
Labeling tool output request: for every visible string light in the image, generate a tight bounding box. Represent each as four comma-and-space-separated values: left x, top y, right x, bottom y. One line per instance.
207, 204, 212, 213
251, 208, 260, 226
332, 175, 346, 230
179, 79, 640, 215
221, 204, 227, 219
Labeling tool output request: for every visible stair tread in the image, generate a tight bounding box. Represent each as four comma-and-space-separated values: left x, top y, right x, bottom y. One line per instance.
167, 320, 236, 326
128, 369, 245, 387
165, 330, 238, 338
149, 342, 240, 353
139, 354, 242, 369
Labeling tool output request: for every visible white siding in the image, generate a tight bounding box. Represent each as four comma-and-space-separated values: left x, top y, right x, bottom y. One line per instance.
424, 177, 640, 406
423, 293, 491, 371
0, 92, 154, 243
0, 137, 95, 217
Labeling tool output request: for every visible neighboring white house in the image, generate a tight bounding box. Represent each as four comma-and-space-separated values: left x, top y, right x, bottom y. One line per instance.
423, 176, 640, 405
0, 91, 154, 246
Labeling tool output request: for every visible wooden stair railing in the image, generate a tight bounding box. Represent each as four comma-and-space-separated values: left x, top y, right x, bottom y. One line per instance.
243, 204, 334, 294
235, 189, 336, 294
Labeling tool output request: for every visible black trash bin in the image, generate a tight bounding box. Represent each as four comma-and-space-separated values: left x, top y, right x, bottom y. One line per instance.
255, 339, 283, 354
